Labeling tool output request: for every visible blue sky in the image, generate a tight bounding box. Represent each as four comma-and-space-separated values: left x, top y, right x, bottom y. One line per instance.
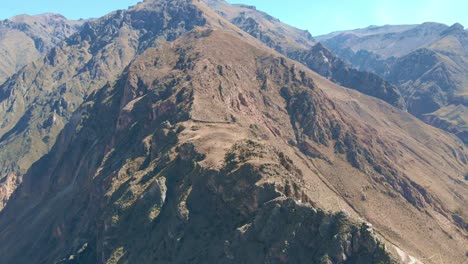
0, 0, 466, 36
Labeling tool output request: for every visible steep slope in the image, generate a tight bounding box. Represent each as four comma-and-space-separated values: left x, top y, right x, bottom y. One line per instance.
0, 1, 466, 261
0, 13, 83, 83
0, 0, 207, 209
204, 0, 315, 53
424, 104, 468, 143
0, 1, 466, 263
289, 43, 405, 109
387, 46, 467, 116
205, 0, 406, 110
319, 23, 468, 142
0, 28, 393, 264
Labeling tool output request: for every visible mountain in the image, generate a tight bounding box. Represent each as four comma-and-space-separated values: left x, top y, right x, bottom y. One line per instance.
0, 13, 83, 83
0, 28, 394, 263
316, 23, 450, 60
288, 43, 406, 109
0, 0, 466, 263
0, 0, 207, 209
206, 0, 406, 110
318, 23, 468, 142
0, 0, 405, 211
203, 0, 315, 53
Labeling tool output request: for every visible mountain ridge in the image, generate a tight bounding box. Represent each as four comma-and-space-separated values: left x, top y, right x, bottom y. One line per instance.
319, 22, 468, 143
0, 13, 83, 83
0, 1, 465, 263
0, 25, 394, 264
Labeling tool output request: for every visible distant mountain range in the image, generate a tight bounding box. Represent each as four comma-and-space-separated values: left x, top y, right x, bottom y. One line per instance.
0, 14, 83, 83
0, 1, 465, 263
318, 22, 468, 142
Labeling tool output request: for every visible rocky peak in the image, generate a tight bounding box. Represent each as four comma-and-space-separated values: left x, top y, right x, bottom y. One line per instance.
441, 22, 465, 35
450, 22, 464, 30
8, 13, 63, 23
137, 0, 193, 8
0, 12, 83, 83
0, 13, 82, 37
311, 42, 332, 53
414, 22, 448, 33
202, 0, 227, 4
209, 1, 315, 53
141, 0, 191, 3
236, 4, 258, 11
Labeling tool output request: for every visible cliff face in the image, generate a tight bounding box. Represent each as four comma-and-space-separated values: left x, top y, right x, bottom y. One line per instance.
0, 1, 466, 264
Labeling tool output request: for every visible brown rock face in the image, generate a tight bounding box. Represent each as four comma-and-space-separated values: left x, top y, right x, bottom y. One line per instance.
0, 1, 465, 264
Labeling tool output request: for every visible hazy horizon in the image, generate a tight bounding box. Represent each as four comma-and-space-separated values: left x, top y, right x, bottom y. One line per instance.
1, 0, 466, 36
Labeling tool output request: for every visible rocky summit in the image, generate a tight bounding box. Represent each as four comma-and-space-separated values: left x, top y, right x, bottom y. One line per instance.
0, 13, 83, 83
0, 0, 466, 264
